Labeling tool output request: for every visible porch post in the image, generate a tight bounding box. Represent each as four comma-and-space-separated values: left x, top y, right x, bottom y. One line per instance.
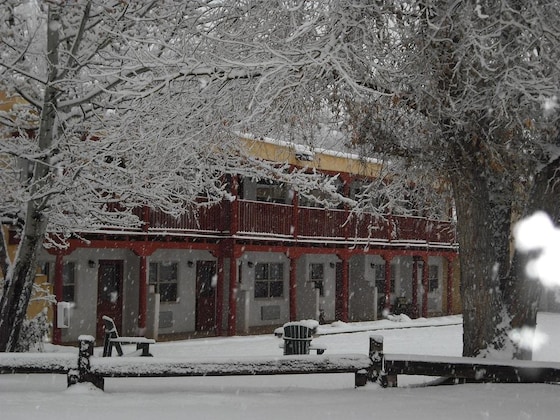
289, 255, 298, 321
227, 251, 238, 336
340, 254, 349, 322
216, 255, 225, 335
226, 175, 239, 336
446, 257, 454, 315
412, 257, 420, 318
138, 255, 147, 335
52, 253, 64, 345
383, 254, 392, 313
422, 256, 429, 318
291, 190, 299, 240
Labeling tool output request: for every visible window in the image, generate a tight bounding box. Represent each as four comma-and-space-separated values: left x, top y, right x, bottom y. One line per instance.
373, 263, 396, 293
310, 263, 325, 296
428, 265, 439, 292
254, 263, 284, 298
255, 180, 287, 203
62, 262, 76, 302
149, 261, 178, 302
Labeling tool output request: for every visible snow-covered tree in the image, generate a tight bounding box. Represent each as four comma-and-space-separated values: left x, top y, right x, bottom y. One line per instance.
207, 0, 560, 358
310, 0, 560, 358
0, 0, 340, 352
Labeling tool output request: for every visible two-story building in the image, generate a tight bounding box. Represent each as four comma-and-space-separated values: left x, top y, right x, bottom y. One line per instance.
23, 135, 460, 345
2, 90, 460, 344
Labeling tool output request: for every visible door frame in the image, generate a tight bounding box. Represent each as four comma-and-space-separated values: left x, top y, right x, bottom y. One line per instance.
96, 259, 124, 340
195, 260, 217, 332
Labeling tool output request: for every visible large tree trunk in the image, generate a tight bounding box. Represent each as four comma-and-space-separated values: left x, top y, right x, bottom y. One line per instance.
452, 135, 559, 359
450, 137, 513, 358
0, 5, 59, 352
502, 155, 560, 359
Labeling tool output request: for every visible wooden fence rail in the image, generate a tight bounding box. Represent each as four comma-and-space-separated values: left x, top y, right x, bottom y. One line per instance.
2, 335, 560, 391
73, 336, 372, 390
369, 335, 560, 387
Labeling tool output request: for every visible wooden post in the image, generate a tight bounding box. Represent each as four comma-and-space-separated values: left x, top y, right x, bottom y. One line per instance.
138, 255, 148, 335
383, 256, 392, 314
215, 255, 224, 336
354, 369, 368, 387
446, 257, 454, 315
69, 335, 104, 390
422, 256, 429, 318
368, 335, 396, 387
341, 254, 349, 322
368, 335, 385, 386
289, 256, 298, 321
227, 254, 238, 336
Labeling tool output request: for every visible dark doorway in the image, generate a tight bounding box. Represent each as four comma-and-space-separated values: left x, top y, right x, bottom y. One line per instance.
96, 260, 123, 340
195, 260, 217, 332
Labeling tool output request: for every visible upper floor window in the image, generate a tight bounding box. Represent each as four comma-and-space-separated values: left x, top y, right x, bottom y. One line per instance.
254, 262, 284, 298
149, 261, 178, 302
256, 180, 287, 204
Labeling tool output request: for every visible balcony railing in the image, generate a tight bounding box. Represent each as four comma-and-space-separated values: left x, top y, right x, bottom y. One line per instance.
138, 199, 456, 247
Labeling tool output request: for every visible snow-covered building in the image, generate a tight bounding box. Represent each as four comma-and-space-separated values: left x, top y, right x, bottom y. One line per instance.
2, 91, 460, 344
25, 136, 459, 344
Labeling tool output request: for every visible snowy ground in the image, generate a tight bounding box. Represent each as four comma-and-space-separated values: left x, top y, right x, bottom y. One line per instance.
1, 313, 560, 420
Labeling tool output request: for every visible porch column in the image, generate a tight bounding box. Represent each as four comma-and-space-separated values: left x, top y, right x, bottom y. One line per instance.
229, 175, 239, 235
138, 255, 148, 335
227, 253, 238, 336
216, 255, 225, 335
383, 255, 392, 313
52, 253, 64, 345
226, 175, 239, 336
291, 191, 299, 240
412, 257, 421, 318
340, 254, 349, 322
446, 257, 454, 315
422, 256, 429, 318
289, 256, 298, 321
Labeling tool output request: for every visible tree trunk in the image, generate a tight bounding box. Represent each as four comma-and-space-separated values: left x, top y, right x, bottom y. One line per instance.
450, 138, 513, 358
0, 5, 60, 352
0, 208, 48, 351
502, 155, 560, 359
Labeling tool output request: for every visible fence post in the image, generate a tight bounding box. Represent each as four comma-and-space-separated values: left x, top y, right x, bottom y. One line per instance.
68, 335, 104, 390
369, 335, 391, 387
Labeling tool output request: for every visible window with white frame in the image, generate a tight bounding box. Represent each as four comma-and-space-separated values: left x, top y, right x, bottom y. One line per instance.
310, 263, 325, 296
254, 262, 284, 298
428, 264, 439, 292
149, 261, 178, 302
62, 262, 76, 302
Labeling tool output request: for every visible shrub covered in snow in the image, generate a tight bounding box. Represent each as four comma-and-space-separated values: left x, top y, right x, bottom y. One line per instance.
15, 309, 50, 352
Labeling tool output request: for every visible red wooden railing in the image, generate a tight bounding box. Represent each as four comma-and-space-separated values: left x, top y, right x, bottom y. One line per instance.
238, 201, 292, 236
297, 206, 348, 238
134, 200, 456, 245
135, 203, 226, 232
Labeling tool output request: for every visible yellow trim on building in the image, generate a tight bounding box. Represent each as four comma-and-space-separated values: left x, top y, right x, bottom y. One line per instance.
240, 136, 382, 178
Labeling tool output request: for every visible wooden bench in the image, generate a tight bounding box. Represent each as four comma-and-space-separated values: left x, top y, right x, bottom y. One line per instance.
279, 322, 326, 355
102, 316, 155, 357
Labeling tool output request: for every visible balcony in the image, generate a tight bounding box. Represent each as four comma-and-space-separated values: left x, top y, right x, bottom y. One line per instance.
138, 199, 457, 248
